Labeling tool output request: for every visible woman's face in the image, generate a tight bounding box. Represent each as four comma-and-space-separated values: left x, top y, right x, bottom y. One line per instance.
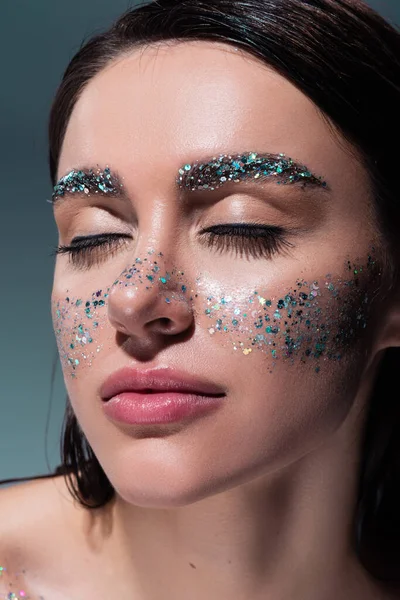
52, 41, 385, 507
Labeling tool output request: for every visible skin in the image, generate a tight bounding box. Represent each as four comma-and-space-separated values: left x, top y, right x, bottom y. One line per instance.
48, 41, 400, 599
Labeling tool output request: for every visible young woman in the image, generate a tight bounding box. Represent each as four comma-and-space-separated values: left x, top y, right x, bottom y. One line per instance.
1, 0, 399, 598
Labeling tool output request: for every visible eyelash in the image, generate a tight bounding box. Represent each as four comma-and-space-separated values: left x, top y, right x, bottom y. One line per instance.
51, 224, 293, 269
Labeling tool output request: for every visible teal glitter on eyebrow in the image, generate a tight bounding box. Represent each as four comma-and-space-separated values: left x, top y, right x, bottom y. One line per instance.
52, 166, 121, 201
176, 152, 327, 191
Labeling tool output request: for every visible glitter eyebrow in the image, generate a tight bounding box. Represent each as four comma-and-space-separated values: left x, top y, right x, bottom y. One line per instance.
50, 151, 329, 207
50, 166, 127, 206
176, 151, 330, 193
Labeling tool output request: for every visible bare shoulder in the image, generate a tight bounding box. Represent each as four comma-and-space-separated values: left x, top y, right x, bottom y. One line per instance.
0, 475, 79, 552
0, 474, 123, 598
0, 475, 86, 597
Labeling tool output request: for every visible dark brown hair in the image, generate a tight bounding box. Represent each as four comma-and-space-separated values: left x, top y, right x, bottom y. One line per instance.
2, 0, 400, 585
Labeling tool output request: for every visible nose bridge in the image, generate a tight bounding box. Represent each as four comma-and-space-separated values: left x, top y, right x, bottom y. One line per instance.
116, 253, 180, 292
138, 192, 181, 254
106, 182, 194, 336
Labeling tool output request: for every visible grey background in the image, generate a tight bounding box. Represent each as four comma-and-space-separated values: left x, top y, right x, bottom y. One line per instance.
0, 1, 399, 483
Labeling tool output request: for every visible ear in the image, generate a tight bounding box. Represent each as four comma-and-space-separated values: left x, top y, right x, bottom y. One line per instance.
371, 295, 400, 354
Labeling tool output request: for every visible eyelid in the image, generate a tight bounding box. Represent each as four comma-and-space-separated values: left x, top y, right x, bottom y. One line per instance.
52, 223, 295, 269
69, 232, 132, 245
198, 223, 294, 261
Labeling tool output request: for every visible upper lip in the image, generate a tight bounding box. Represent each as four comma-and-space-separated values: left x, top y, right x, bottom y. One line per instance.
100, 366, 226, 401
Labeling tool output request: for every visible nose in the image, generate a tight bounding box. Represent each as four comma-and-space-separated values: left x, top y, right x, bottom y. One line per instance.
107, 258, 195, 340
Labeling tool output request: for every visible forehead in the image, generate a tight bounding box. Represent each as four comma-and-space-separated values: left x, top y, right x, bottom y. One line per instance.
59, 40, 369, 198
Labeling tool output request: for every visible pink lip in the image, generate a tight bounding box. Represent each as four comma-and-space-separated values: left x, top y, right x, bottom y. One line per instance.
100, 365, 226, 401
102, 391, 225, 425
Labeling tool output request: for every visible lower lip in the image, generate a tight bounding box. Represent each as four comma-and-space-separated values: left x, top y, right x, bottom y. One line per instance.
102, 392, 225, 425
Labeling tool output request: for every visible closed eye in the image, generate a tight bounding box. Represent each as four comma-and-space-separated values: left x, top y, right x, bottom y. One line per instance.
50, 223, 294, 269
199, 223, 294, 260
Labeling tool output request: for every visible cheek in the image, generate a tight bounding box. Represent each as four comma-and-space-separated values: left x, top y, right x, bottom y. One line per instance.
225, 354, 361, 476
51, 284, 110, 382
196, 265, 376, 376
51, 252, 379, 384
196, 269, 372, 461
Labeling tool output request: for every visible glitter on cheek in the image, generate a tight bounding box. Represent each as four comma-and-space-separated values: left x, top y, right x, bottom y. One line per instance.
51, 247, 381, 379
52, 251, 192, 379
52, 291, 108, 379
199, 253, 380, 369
